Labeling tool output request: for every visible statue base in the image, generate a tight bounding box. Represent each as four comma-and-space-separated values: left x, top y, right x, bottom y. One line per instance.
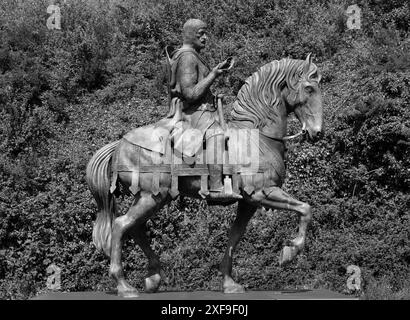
32, 289, 355, 300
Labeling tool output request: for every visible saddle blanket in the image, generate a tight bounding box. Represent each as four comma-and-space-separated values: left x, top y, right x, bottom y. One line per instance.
123, 118, 225, 158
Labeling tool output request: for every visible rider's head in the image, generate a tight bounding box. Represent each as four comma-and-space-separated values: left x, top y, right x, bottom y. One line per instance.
182, 19, 208, 52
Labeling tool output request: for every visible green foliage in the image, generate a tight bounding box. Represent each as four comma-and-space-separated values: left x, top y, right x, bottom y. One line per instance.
0, 0, 409, 299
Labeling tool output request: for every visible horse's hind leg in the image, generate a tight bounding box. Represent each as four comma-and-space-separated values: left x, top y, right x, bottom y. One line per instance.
219, 200, 257, 293
110, 191, 163, 298
130, 224, 162, 293
260, 187, 312, 266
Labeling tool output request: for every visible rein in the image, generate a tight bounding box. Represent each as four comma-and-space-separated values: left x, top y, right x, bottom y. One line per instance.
259, 123, 307, 144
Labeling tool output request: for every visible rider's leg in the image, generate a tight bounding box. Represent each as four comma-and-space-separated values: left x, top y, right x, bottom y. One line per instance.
206, 124, 224, 192
208, 134, 224, 192
206, 126, 241, 199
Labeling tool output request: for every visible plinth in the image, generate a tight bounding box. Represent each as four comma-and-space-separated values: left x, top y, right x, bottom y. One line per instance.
32, 289, 355, 300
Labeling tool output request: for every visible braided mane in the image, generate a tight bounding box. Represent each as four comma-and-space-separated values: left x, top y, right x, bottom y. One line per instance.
231, 58, 307, 128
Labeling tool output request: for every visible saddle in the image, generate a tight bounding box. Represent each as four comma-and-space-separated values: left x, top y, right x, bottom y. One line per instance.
123, 118, 176, 155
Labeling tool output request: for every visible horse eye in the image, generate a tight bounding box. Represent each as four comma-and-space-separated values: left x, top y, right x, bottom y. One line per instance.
304, 86, 314, 94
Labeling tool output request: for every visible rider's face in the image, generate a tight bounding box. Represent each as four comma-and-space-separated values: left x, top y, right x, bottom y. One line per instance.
192, 28, 208, 51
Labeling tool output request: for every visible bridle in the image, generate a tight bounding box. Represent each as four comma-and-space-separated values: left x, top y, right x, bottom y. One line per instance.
283, 122, 307, 141
259, 122, 307, 144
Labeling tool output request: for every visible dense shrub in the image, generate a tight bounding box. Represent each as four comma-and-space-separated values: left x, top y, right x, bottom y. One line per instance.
0, 0, 408, 299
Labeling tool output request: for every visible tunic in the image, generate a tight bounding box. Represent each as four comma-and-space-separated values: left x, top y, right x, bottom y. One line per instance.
168, 48, 220, 156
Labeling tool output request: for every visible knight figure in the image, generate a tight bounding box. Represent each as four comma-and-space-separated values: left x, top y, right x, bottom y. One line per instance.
165, 19, 240, 199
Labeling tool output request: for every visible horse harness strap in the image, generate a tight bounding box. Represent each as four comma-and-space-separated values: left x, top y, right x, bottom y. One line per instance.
259, 124, 307, 143
170, 143, 180, 199
114, 160, 272, 198
110, 147, 119, 194
129, 145, 141, 195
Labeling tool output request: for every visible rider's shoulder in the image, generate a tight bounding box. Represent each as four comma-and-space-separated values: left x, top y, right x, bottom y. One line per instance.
174, 49, 200, 64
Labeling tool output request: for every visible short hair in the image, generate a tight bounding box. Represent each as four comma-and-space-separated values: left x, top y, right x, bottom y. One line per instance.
182, 19, 207, 42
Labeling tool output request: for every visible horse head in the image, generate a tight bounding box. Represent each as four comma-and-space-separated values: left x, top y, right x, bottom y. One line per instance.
283, 53, 323, 142
231, 54, 323, 143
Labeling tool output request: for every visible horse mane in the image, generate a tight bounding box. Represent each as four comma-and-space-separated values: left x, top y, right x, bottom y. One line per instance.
231, 58, 309, 128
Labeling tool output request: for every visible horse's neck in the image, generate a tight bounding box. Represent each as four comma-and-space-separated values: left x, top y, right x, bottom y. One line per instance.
229, 101, 288, 140
264, 107, 288, 139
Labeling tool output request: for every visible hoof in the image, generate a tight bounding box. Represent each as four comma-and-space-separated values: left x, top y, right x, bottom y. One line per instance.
118, 289, 139, 298
279, 246, 298, 266
117, 279, 139, 298
224, 283, 245, 294
144, 273, 161, 293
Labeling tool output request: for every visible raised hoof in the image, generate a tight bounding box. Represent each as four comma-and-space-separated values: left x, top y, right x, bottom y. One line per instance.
224, 283, 245, 294
118, 289, 139, 298
279, 246, 298, 266
144, 273, 161, 293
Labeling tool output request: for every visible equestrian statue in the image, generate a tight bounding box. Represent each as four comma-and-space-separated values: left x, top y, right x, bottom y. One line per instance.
86, 19, 323, 298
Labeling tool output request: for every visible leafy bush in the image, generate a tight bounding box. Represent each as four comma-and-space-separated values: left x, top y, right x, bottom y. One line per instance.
0, 0, 409, 299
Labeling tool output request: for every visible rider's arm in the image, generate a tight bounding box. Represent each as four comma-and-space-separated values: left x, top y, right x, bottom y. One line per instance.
177, 53, 218, 106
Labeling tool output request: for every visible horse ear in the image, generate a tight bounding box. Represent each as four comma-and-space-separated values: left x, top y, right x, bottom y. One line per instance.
303, 53, 312, 74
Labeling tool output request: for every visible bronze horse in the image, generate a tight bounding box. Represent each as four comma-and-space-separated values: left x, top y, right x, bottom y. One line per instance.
86, 54, 323, 297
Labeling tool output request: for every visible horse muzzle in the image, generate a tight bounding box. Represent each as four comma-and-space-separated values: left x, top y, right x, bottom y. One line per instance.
305, 127, 323, 143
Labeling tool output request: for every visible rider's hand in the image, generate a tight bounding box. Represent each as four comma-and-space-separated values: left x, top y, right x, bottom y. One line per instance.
212, 59, 231, 77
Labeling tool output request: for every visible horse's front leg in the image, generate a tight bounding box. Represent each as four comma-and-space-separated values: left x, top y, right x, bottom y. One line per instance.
220, 200, 257, 293
259, 187, 312, 265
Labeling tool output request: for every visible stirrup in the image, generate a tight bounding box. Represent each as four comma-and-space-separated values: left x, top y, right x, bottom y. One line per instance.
208, 177, 242, 200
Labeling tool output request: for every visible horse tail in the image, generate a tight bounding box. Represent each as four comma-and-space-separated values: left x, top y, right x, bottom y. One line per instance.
86, 140, 120, 257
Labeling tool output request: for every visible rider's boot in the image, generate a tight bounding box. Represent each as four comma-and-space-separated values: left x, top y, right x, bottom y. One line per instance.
208, 164, 242, 199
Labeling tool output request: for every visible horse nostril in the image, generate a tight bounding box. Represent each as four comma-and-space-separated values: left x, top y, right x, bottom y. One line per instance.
316, 131, 323, 139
